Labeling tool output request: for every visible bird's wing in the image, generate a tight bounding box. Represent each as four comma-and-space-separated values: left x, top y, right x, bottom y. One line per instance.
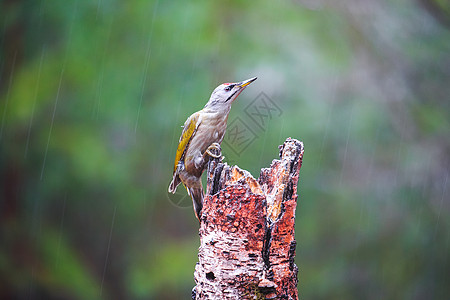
173, 111, 202, 173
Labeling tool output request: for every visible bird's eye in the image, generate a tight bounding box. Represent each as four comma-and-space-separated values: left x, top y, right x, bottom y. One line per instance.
224, 86, 231, 92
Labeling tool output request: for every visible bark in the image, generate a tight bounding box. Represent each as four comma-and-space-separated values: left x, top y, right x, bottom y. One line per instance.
193, 138, 304, 299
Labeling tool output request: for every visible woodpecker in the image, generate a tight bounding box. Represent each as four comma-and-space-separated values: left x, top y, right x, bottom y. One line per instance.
168, 77, 257, 221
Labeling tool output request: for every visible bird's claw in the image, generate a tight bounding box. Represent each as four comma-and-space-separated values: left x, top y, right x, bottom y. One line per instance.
204, 143, 222, 159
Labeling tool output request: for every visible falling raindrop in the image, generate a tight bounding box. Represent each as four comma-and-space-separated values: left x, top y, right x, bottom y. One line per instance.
40, 67, 65, 180
0, 52, 17, 141
96, 0, 103, 20
317, 75, 338, 170
134, 0, 160, 135
92, 15, 113, 120
25, 47, 46, 159
434, 172, 448, 239
338, 101, 355, 187
92, 68, 104, 120
101, 205, 117, 296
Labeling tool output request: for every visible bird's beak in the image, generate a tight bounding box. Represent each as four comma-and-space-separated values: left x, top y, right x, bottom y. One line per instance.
237, 77, 257, 89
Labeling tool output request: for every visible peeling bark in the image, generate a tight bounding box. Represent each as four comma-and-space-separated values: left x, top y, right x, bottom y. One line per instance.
193, 138, 304, 299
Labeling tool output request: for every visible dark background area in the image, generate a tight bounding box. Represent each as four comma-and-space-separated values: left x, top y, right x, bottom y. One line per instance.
1, 0, 449, 299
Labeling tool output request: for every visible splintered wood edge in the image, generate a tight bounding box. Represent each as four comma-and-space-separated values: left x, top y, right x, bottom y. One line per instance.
206, 137, 304, 223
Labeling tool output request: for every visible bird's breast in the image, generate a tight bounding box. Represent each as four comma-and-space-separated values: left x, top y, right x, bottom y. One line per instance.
188, 112, 228, 154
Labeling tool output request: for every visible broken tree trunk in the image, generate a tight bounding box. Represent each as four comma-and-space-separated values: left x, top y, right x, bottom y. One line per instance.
193, 138, 304, 299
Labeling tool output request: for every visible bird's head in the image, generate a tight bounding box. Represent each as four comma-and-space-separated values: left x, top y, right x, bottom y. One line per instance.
204, 77, 257, 110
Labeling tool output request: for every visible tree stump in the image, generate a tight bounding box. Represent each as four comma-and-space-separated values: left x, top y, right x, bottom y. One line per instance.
193, 138, 304, 299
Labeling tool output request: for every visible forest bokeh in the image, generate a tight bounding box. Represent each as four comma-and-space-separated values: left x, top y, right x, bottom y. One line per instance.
1, 0, 450, 299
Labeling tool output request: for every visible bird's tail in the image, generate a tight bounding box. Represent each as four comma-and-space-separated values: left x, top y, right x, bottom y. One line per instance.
187, 186, 204, 222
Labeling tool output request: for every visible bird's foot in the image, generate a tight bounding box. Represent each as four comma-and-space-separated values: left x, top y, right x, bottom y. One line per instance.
204, 143, 223, 160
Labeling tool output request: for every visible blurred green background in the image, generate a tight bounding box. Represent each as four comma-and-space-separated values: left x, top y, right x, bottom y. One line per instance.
1, 0, 450, 299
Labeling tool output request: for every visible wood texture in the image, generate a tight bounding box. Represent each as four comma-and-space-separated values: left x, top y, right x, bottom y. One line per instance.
193, 138, 304, 299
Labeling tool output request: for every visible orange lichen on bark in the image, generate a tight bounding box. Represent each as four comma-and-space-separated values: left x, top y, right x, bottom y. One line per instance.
193, 138, 304, 300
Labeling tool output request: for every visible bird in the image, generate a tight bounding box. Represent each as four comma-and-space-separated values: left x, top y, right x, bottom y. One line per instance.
168, 77, 257, 221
